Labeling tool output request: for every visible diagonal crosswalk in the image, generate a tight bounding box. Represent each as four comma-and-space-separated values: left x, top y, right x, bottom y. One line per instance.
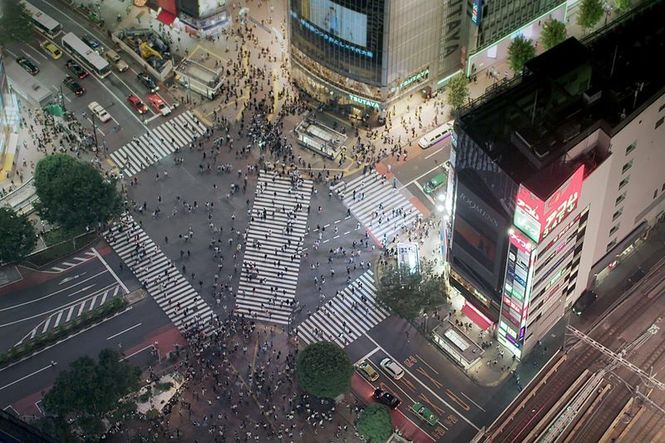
234, 172, 313, 325
330, 171, 421, 246
109, 111, 207, 177
296, 270, 389, 348
104, 214, 215, 334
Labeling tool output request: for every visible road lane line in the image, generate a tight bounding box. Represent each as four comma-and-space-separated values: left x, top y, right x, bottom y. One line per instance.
354, 346, 381, 365
363, 333, 480, 431
416, 353, 440, 374
398, 164, 446, 191
0, 365, 52, 392
107, 322, 143, 340
425, 147, 444, 159
460, 391, 486, 412
120, 344, 154, 361
91, 247, 129, 294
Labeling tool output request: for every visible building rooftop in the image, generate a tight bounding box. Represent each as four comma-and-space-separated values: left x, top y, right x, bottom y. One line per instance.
456, 0, 665, 200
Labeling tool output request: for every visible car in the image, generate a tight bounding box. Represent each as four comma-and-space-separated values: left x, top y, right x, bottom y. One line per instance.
146, 94, 171, 116
105, 49, 129, 72
423, 172, 447, 195
81, 34, 102, 51
380, 358, 405, 380
137, 72, 159, 93
65, 59, 89, 79
373, 388, 400, 409
63, 75, 85, 96
411, 402, 439, 426
572, 290, 597, 316
40, 40, 62, 59
16, 57, 39, 75
127, 95, 148, 114
355, 361, 379, 382
87, 101, 111, 123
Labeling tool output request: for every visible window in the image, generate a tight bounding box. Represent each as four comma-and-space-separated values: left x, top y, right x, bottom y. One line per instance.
625, 143, 636, 155
615, 193, 626, 206
657, 117, 665, 130
607, 239, 617, 252
622, 160, 633, 174
655, 189, 659, 199
618, 176, 630, 190
612, 208, 623, 221
660, 102, 665, 112
610, 224, 620, 236
662, 183, 665, 192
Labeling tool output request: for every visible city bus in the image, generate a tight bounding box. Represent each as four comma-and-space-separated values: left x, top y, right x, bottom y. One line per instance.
22, 1, 62, 38
418, 122, 453, 149
61, 32, 111, 79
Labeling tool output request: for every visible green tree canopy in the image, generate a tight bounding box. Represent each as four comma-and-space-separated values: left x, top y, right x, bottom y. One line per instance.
540, 19, 567, 50
507, 35, 536, 74
357, 404, 393, 443
445, 74, 469, 111
377, 259, 445, 321
0, 207, 36, 263
0, 1, 33, 45
614, 0, 632, 13
42, 349, 140, 440
33, 154, 122, 231
296, 341, 353, 399
577, 0, 604, 32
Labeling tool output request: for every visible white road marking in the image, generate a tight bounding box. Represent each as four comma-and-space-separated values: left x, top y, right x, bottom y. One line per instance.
399, 164, 446, 191
91, 247, 129, 294
107, 322, 142, 340
0, 365, 52, 391
26, 44, 48, 61
354, 346, 381, 365
424, 147, 444, 159
460, 391, 486, 412
145, 114, 161, 124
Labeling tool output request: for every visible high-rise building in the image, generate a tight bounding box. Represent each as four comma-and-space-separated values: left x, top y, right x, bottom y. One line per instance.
0, 52, 21, 179
446, 0, 665, 358
176, 0, 230, 32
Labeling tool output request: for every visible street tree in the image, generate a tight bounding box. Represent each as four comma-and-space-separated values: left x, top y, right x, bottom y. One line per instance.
614, 0, 632, 12
377, 259, 445, 322
0, 2, 33, 45
507, 35, 536, 74
296, 341, 353, 399
0, 207, 36, 263
577, 0, 604, 32
356, 404, 393, 443
540, 19, 567, 50
42, 349, 140, 440
33, 154, 122, 231
445, 74, 469, 111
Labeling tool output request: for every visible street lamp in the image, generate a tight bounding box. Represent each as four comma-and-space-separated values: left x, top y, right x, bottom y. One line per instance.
82, 111, 99, 151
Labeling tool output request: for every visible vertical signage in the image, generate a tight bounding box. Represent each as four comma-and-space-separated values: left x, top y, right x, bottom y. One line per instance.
471, 0, 483, 26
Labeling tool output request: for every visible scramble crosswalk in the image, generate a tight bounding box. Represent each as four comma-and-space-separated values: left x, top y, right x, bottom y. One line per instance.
296, 270, 389, 348
109, 111, 207, 177
331, 171, 421, 246
234, 173, 313, 325
104, 215, 215, 334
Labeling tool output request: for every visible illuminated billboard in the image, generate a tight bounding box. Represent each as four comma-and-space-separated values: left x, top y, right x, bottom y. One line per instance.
514, 165, 585, 243
306, 0, 368, 47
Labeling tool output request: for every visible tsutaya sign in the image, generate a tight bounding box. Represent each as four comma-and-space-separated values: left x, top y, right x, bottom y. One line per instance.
513, 165, 585, 243
348, 94, 381, 109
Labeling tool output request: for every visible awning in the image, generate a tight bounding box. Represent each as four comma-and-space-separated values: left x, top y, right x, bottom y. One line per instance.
157, 9, 177, 25
462, 302, 494, 330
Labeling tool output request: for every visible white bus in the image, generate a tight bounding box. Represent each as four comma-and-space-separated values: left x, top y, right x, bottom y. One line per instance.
418, 122, 453, 149
61, 32, 111, 79
22, 1, 62, 38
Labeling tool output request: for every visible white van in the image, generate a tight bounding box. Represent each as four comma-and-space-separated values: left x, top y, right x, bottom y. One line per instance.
418, 122, 453, 149
105, 49, 128, 72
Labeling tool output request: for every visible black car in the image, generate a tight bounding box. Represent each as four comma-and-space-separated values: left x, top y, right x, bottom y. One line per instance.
65, 60, 88, 79
81, 34, 101, 51
137, 72, 159, 92
17, 57, 39, 75
373, 388, 400, 409
63, 75, 85, 96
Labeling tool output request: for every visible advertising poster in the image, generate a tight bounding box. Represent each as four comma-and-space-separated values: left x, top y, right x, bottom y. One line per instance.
306, 0, 368, 47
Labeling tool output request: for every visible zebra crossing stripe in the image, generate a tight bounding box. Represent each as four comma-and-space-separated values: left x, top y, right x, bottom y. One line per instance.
296, 270, 390, 348
109, 111, 207, 178
104, 214, 215, 334
234, 173, 313, 324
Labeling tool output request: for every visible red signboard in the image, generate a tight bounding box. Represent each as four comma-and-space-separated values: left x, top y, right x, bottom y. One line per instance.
514, 165, 585, 242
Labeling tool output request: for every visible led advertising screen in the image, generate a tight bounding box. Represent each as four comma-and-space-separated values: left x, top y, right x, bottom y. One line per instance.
514, 165, 585, 243
307, 0, 368, 47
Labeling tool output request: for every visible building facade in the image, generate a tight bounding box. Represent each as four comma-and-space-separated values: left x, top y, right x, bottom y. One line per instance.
447, 0, 665, 358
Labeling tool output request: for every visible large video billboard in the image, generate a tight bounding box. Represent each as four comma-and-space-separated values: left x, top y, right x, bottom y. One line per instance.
306, 0, 368, 47
514, 165, 584, 243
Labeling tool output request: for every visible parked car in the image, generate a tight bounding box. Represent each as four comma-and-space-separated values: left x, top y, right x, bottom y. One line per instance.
373, 388, 401, 409
355, 361, 379, 382
65, 59, 89, 79
16, 57, 39, 75
63, 75, 85, 96
127, 95, 148, 114
87, 101, 111, 123
137, 72, 159, 93
146, 94, 171, 116
40, 40, 62, 59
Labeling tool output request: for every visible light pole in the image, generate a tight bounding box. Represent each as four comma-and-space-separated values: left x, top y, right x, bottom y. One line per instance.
82, 111, 99, 151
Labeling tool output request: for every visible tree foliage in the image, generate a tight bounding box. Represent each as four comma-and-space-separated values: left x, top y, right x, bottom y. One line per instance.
0, 1, 33, 45
296, 341, 353, 399
34, 154, 122, 231
445, 74, 469, 111
357, 404, 393, 443
507, 35, 536, 74
614, 0, 632, 13
377, 259, 445, 321
577, 0, 604, 31
540, 19, 567, 50
0, 207, 36, 263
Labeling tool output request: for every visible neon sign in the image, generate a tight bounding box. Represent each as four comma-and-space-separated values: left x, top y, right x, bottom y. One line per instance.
399, 69, 430, 89
348, 94, 380, 109
291, 12, 374, 58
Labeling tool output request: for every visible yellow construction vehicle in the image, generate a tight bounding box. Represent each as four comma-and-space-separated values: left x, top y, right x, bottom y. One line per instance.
139, 41, 162, 60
